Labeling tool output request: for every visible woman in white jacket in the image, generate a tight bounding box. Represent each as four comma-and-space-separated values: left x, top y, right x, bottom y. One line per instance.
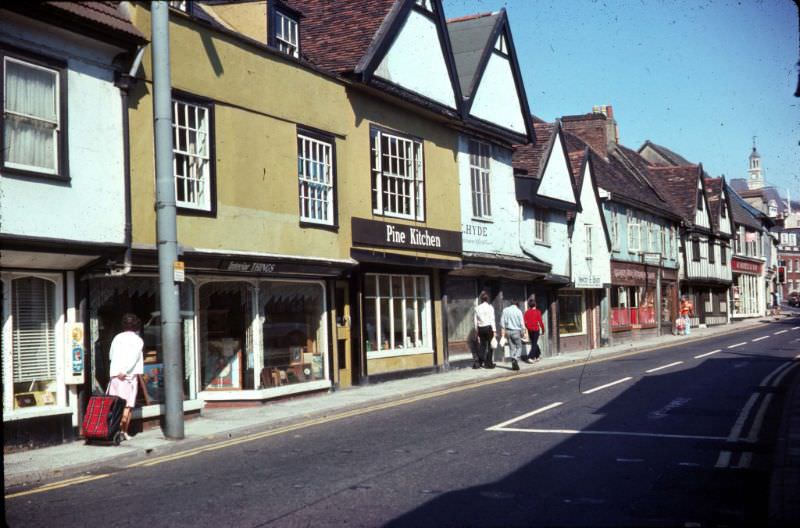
108, 313, 144, 440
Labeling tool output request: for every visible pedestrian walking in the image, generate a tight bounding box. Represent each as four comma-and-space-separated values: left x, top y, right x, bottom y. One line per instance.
679, 295, 694, 336
500, 298, 525, 371
524, 297, 545, 362
473, 291, 496, 369
108, 313, 144, 440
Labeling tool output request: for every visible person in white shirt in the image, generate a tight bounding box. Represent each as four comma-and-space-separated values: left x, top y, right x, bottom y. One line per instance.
108, 313, 144, 440
500, 299, 525, 371
473, 291, 496, 369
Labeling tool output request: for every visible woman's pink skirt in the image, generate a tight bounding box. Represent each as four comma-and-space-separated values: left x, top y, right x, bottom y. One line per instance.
108, 377, 138, 407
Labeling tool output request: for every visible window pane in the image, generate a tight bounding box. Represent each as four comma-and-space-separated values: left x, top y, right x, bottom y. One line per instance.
12, 277, 57, 408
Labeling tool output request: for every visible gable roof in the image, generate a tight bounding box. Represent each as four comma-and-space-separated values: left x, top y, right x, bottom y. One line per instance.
446, 9, 533, 141
728, 185, 766, 230
704, 177, 724, 233
512, 119, 555, 179
646, 165, 704, 225
4, 1, 147, 47
639, 140, 693, 166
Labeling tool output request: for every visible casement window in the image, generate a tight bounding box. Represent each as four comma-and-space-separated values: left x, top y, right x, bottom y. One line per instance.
534, 209, 549, 244
671, 226, 678, 259
721, 244, 727, 265
610, 207, 620, 250
297, 131, 335, 225
697, 191, 704, 211
469, 139, 491, 219
660, 226, 667, 257
628, 211, 641, 253
640, 219, 649, 253
650, 223, 659, 253
172, 98, 213, 212
274, 10, 299, 58
5, 276, 60, 411
788, 259, 793, 272
2, 53, 66, 179
692, 238, 701, 262
709, 239, 716, 264
363, 274, 432, 357
721, 202, 727, 218
371, 127, 425, 220
585, 224, 593, 259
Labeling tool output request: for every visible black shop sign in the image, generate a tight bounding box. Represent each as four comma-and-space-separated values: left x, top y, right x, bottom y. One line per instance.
351, 218, 462, 255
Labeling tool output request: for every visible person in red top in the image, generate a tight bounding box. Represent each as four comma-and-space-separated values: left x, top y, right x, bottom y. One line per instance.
523, 297, 545, 362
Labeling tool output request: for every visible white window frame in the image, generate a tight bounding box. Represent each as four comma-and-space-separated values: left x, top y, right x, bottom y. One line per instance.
534, 208, 549, 244
172, 98, 212, 211
469, 139, 492, 219
297, 132, 334, 225
2, 272, 67, 419
610, 206, 620, 250
2, 56, 61, 176
585, 224, 593, 260
371, 128, 425, 221
558, 290, 586, 337
364, 274, 432, 359
628, 211, 641, 253
275, 10, 299, 58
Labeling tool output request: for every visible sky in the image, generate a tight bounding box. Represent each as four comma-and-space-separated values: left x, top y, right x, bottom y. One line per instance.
444, 0, 800, 199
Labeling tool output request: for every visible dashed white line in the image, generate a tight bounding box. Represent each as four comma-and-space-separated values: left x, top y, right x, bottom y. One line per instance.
695, 349, 722, 359
646, 361, 684, 373
582, 377, 633, 395
727, 393, 760, 442
678, 462, 700, 467
552, 454, 575, 459
774, 330, 788, 335
486, 401, 563, 431
792, 326, 800, 330
616, 458, 644, 463
752, 336, 770, 342
728, 342, 747, 349
494, 428, 725, 440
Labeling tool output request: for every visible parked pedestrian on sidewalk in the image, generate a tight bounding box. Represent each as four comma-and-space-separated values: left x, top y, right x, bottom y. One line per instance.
108, 313, 144, 440
680, 295, 694, 336
524, 297, 545, 362
500, 298, 525, 371
474, 291, 496, 369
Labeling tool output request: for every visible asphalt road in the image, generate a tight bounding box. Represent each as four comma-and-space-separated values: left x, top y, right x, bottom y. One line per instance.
6, 317, 800, 528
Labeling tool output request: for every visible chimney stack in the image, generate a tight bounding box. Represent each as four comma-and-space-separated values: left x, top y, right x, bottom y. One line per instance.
561, 105, 618, 159
595, 104, 619, 148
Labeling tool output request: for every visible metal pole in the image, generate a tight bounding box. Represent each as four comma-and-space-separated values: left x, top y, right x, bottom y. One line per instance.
152, 1, 183, 439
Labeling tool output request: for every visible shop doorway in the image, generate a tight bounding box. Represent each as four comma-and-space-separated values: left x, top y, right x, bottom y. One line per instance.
335, 280, 353, 388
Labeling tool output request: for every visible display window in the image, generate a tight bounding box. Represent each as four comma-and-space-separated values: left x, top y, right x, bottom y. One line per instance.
260, 281, 325, 387
444, 278, 478, 360
558, 290, 585, 336
2, 274, 64, 411
364, 273, 431, 357
89, 276, 196, 404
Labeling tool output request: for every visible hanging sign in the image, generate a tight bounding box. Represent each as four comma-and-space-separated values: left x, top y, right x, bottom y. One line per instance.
64, 322, 84, 384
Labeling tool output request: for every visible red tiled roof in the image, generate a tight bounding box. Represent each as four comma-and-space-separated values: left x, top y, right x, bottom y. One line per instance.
299, 0, 398, 74
40, 2, 146, 43
512, 120, 555, 178
705, 177, 724, 232
446, 11, 493, 23
647, 165, 702, 223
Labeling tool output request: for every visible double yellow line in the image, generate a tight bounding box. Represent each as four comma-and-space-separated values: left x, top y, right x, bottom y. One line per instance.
6, 474, 110, 499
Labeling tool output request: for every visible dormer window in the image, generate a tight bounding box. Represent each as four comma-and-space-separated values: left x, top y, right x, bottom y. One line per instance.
274, 10, 299, 58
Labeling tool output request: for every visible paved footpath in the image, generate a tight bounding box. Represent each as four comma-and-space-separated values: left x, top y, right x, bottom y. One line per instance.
5, 313, 800, 526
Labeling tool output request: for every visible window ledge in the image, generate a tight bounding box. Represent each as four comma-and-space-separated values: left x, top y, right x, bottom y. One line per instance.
3, 406, 73, 422
470, 216, 493, 224
299, 220, 339, 232
534, 240, 551, 248
367, 348, 433, 360
198, 379, 331, 401
559, 332, 586, 338
132, 399, 204, 419
1, 165, 70, 183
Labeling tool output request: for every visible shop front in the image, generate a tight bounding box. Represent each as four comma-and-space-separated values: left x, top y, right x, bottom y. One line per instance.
731, 257, 763, 318
609, 261, 660, 343
351, 218, 461, 381
559, 270, 606, 353
660, 267, 679, 334
681, 282, 730, 327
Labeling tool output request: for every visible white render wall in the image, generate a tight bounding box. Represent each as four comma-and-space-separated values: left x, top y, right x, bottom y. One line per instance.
536, 137, 578, 205
0, 15, 127, 245
375, 9, 456, 109
458, 138, 523, 257
570, 164, 611, 286
469, 52, 525, 134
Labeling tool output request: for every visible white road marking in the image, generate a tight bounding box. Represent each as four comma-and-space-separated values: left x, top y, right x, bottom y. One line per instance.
728, 342, 747, 349
616, 458, 644, 463
646, 361, 683, 373
736, 452, 753, 469
552, 454, 575, 459
727, 393, 760, 442
792, 326, 800, 330
486, 401, 563, 431
745, 394, 773, 443
649, 397, 691, 420
678, 462, 700, 467
582, 376, 633, 394
752, 336, 770, 342
715, 450, 732, 468
493, 428, 726, 440
774, 330, 788, 335
695, 349, 722, 359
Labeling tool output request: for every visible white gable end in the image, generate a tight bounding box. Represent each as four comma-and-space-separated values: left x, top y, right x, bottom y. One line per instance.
374, 9, 456, 109
695, 181, 710, 228
571, 163, 611, 285
719, 190, 732, 235
469, 51, 526, 134
537, 134, 576, 204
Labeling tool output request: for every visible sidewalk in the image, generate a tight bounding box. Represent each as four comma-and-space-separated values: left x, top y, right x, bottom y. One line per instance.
4, 314, 796, 500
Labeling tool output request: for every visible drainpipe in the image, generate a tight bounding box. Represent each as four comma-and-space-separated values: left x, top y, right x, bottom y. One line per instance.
152, 2, 184, 439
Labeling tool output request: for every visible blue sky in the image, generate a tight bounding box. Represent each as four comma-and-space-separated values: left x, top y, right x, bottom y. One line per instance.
444, 0, 799, 198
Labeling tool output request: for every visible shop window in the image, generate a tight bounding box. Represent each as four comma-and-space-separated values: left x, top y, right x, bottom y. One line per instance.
260, 281, 325, 387
89, 277, 195, 403
2, 52, 66, 179
371, 126, 425, 221
199, 282, 253, 391
558, 291, 584, 336
297, 130, 335, 225
173, 97, 213, 212
445, 278, 477, 344
364, 274, 431, 356
9, 277, 58, 409
469, 139, 491, 219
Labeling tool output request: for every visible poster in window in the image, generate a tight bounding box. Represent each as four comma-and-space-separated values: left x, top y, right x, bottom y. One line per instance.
205, 338, 242, 390
141, 363, 165, 403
